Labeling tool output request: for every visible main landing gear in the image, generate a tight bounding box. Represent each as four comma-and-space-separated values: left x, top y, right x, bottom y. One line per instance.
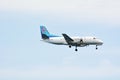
75, 46, 78, 51
69, 45, 71, 48
69, 45, 78, 51
75, 48, 78, 51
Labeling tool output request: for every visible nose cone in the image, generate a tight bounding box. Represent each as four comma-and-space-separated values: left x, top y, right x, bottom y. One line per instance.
98, 40, 103, 45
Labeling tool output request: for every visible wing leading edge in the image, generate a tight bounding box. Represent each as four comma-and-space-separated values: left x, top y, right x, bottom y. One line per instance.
62, 33, 74, 44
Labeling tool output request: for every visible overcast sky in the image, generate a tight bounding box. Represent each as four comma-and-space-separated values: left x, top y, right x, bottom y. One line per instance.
0, 0, 120, 80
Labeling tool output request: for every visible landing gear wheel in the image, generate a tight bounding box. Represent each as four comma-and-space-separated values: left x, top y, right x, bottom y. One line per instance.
75, 49, 78, 51
69, 45, 71, 48
75, 45, 78, 51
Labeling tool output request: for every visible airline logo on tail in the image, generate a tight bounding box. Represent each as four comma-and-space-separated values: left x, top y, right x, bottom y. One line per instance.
40, 26, 59, 39
41, 26, 50, 35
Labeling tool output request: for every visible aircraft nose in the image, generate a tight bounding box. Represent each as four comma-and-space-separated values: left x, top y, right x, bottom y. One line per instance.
99, 40, 103, 45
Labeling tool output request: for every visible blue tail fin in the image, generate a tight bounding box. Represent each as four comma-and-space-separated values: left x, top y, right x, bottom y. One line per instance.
40, 26, 58, 39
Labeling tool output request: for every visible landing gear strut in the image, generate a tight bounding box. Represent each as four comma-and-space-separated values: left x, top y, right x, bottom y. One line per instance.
75, 46, 78, 51
96, 45, 98, 50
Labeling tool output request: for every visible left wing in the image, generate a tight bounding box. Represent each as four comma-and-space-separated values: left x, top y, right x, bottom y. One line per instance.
62, 33, 74, 44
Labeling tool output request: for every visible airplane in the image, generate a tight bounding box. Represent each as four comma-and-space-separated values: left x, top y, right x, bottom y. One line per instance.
40, 26, 103, 51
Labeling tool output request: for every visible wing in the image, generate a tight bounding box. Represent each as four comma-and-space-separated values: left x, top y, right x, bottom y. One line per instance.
62, 33, 74, 44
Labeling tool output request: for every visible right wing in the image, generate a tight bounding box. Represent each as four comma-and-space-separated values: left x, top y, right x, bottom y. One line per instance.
62, 33, 74, 44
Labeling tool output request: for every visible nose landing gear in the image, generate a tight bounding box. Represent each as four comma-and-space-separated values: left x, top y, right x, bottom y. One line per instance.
96, 45, 98, 50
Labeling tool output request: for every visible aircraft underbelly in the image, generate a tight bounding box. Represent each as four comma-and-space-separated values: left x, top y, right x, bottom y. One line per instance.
49, 39, 67, 45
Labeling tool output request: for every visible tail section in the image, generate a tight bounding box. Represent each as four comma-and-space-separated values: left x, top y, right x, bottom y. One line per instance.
40, 26, 50, 39
40, 26, 59, 39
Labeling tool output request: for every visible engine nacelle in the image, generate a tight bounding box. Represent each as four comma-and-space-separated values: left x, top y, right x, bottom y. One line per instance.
80, 38, 83, 43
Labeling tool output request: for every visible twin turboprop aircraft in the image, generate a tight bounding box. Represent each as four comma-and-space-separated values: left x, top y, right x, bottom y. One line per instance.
40, 26, 103, 51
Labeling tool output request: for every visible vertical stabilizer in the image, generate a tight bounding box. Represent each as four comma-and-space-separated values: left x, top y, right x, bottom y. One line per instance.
40, 26, 59, 39
40, 26, 50, 39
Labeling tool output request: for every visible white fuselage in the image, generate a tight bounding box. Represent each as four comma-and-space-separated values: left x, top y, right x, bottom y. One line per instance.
40, 26, 103, 51
42, 36, 103, 47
